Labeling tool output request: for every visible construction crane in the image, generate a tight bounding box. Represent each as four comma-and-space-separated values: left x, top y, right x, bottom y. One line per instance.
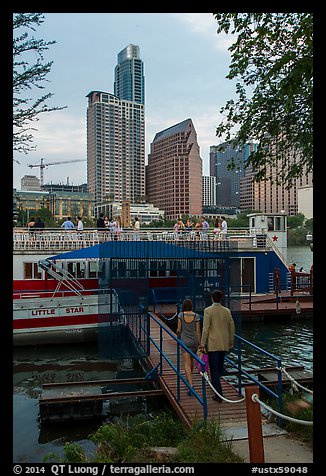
27, 157, 86, 186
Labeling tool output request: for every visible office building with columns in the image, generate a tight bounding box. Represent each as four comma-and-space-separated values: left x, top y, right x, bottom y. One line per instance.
146, 119, 202, 220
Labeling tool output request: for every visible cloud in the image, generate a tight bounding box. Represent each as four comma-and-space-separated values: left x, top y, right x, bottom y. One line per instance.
13, 110, 87, 188
173, 13, 234, 52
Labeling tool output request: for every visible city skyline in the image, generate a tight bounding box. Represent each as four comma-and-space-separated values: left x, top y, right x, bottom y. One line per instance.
13, 12, 236, 190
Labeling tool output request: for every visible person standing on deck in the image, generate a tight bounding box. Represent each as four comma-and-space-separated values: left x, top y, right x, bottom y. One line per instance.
133, 216, 140, 240
199, 289, 235, 402
34, 217, 45, 230
96, 213, 105, 230
61, 217, 75, 229
220, 216, 227, 240
176, 299, 201, 396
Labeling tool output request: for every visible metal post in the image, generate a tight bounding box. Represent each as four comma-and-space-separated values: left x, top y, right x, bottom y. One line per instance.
237, 338, 242, 396
245, 386, 265, 463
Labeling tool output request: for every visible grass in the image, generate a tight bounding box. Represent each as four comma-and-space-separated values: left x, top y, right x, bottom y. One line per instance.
43, 410, 244, 463
265, 390, 313, 447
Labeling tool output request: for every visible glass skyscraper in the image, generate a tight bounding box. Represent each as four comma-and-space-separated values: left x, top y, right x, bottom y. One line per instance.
87, 45, 145, 205
114, 44, 145, 105
210, 142, 257, 207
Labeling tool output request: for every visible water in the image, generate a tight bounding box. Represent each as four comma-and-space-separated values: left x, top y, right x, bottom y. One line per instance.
287, 245, 313, 272
13, 246, 313, 463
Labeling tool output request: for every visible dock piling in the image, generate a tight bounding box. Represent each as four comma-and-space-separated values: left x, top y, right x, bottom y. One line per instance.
245, 385, 265, 463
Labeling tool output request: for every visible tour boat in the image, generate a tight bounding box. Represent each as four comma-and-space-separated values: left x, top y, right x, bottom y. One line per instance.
13, 213, 297, 345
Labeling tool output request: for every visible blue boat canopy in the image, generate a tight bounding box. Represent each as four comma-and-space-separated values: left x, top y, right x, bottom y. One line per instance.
48, 241, 217, 261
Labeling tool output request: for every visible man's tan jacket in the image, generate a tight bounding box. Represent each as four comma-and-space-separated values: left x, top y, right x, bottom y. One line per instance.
200, 302, 235, 351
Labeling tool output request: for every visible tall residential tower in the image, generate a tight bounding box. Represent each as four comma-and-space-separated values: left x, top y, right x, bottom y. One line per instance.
87, 45, 145, 205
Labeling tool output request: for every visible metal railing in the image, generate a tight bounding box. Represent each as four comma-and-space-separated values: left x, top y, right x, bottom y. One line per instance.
13, 227, 269, 252
124, 308, 290, 421
127, 310, 208, 420
225, 335, 284, 419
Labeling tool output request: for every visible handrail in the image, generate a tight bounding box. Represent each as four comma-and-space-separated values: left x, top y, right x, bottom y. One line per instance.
142, 311, 208, 420
13, 287, 116, 300
266, 235, 289, 269
13, 227, 271, 251
225, 333, 284, 418
134, 309, 287, 420
196, 313, 285, 417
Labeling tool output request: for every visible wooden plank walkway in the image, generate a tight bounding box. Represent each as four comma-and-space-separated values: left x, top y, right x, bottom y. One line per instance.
146, 314, 253, 428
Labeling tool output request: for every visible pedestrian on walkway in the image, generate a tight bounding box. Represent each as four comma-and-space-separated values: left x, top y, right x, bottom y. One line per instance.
199, 289, 235, 402
176, 299, 201, 396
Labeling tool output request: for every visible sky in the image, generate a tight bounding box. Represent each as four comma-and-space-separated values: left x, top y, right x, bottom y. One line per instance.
13, 12, 238, 190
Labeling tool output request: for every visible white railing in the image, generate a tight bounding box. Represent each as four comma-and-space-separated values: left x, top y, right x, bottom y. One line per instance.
13, 227, 266, 252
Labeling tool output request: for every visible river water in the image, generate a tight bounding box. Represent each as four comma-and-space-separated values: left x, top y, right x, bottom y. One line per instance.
13, 246, 313, 463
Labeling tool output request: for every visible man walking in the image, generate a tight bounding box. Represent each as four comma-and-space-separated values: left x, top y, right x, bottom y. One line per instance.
199, 289, 235, 402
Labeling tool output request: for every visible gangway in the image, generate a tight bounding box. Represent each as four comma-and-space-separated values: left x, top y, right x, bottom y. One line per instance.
38, 258, 85, 296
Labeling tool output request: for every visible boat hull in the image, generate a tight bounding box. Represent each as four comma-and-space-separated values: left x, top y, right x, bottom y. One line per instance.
13, 292, 123, 346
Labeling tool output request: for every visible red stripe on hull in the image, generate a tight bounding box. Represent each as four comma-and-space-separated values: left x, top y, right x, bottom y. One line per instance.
13, 313, 119, 330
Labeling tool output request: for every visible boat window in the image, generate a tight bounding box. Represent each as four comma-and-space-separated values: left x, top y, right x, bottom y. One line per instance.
67, 262, 75, 276
118, 261, 126, 277
150, 260, 157, 277
274, 216, 284, 231
158, 260, 167, 277
267, 217, 274, 231
251, 217, 255, 228
89, 261, 99, 278
23, 262, 42, 279
138, 261, 146, 277
76, 262, 86, 278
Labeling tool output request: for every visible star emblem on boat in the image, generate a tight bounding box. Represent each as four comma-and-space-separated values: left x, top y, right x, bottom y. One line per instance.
272, 235, 278, 241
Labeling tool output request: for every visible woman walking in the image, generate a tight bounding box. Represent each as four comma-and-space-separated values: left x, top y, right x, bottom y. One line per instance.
176, 299, 201, 396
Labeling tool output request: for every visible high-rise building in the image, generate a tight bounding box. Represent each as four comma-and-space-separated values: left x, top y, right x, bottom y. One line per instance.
210, 142, 257, 207
146, 119, 202, 220
239, 153, 313, 216
202, 176, 216, 206
114, 44, 145, 105
21, 175, 41, 191
86, 45, 145, 205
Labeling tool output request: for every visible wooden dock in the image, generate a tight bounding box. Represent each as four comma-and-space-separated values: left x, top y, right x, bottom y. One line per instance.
39, 378, 163, 421
240, 291, 313, 319
152, 291, 313, 322
38, 312, 312, 431
145, 314, 251, 428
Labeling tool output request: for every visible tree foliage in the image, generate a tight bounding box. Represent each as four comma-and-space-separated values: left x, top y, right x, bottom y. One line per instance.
213, 13, 313, 188
13, 13, 66, 155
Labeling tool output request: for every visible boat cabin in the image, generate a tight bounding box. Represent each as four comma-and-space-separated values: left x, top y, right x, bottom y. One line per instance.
248, 212, 288, 260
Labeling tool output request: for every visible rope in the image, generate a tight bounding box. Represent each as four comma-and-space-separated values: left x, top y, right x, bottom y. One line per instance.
277, 366, 313, 395
200, 371, 245, 403
151, 290, 178, 321
252, 393, 313, 426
